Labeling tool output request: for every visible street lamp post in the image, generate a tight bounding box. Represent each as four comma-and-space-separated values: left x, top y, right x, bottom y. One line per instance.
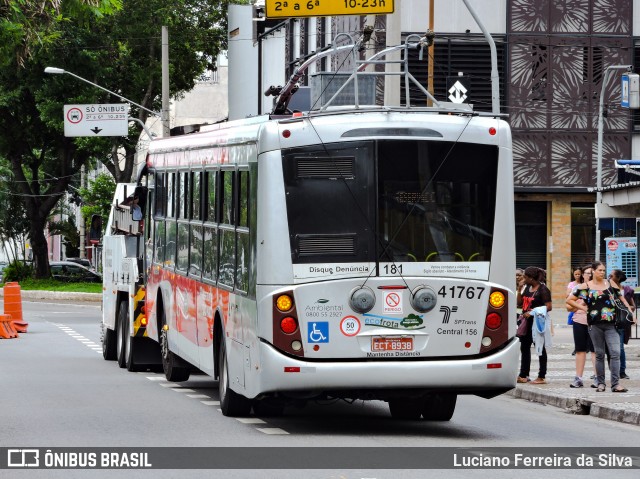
44, 67, 165, 134
594, 64, 633, 261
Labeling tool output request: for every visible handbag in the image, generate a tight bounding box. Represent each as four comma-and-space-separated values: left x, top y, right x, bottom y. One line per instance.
608, 288, 634, 329
516, 314, 528, 337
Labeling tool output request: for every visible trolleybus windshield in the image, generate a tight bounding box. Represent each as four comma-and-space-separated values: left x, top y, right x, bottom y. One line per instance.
283, 140, 498, 271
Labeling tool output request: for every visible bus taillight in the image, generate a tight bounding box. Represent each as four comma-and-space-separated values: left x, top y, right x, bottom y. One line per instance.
489, 291, 505, 308
480, 287, 510, 354
276, 294, 293, 312
272, 291, 304, 357
485, 312, 502, 330
280, 316, 298, 334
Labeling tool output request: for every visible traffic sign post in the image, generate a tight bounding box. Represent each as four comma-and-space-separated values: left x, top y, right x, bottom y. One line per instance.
265, 0, 393, 18
63, 104, 130, 137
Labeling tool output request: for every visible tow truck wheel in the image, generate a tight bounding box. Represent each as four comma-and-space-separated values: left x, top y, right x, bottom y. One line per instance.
421, 394, 457, 421
218, 337, 251, 417
388, 399, 423, 420
116, 302, 128, 369
160, 308, 189, 382
102, 326, 116, 361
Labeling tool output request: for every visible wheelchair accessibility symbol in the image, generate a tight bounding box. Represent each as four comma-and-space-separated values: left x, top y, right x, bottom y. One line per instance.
308, 321, 329, 343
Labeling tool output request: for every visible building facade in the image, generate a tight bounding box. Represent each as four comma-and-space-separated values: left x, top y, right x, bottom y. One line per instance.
270, 0, 638, 306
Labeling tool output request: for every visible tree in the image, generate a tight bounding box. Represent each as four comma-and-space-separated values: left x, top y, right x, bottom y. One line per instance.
45, 0, 229, 183
0, 166, 31, 262
0, 0, 229, 278
0, 1, 122, 67
79, 172, 116, 233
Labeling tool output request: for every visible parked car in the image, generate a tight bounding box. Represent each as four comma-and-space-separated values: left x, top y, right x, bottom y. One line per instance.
65, 257, 93, 270
50, 261, 102, 283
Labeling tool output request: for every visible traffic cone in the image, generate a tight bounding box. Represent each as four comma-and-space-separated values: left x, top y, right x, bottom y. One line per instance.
4, 282, 28, 333
0, 314, 18, 339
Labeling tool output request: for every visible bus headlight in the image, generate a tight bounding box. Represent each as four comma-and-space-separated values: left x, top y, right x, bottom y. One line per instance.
349, 286, 375, 314
411, 286, 437, 313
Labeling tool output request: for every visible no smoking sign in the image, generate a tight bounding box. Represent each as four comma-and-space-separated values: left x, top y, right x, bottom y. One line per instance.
383, 291, 403, 314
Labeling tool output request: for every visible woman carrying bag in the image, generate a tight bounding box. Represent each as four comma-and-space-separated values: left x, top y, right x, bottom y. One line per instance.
516, 266, 552, 384
566, 261, 631, 393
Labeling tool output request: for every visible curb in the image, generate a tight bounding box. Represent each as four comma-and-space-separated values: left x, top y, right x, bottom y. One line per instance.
0, 289, 102, 303
507, 387, 640, 426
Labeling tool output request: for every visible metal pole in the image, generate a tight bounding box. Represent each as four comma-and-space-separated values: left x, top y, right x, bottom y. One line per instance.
461, 0, 499, 114
384, 5, 401, 106
79, 164, 85, 260
161, 26, 170, 137
44, 67, 161, 117
594, 64, 632, 261
427, 0, 434, 107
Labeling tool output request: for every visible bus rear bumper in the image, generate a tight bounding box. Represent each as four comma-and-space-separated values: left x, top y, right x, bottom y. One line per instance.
249, 338, 520, 398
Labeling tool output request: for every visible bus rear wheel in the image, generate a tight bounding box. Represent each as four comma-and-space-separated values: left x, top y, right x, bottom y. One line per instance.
218, 338, 251, 417
421, 393, 457, 421
388, 399, 423, 420
159, 311, 190, 382
252, 398, 285, 417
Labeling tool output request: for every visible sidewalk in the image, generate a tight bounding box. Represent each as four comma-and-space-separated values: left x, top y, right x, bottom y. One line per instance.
509, 309, 640, 426
0, 288, 101, 302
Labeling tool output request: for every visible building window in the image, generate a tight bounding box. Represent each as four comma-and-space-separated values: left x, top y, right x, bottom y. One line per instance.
515, 201, 548, 270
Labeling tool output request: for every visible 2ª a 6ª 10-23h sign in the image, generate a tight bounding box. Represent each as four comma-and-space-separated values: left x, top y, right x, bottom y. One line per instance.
265, 0, 394, 19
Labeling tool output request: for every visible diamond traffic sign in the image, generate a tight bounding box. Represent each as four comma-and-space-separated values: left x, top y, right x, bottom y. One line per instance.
63, 104, 129, 137
446, 76, 471, 104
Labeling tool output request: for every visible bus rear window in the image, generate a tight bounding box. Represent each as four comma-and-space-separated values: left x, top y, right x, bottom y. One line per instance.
282, 140, 498, 267
377, 140, 497, 264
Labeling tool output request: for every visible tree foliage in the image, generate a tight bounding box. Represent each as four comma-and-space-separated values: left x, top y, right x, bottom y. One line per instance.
79, 172, 116, 231
0, 0, 229, 277
0, 0, 122, 67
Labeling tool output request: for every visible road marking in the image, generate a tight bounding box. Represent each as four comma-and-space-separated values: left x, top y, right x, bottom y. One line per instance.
54, 323, 104, 355
159, 383, 178, 387
201, 401, 220, 406
256, 428, 289, 435
186, 394, 210, 399
146, 376, 167, 381
236, 418, 266, 424
171, 388, 196, 393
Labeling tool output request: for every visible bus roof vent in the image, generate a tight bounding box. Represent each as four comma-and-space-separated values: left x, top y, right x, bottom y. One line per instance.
296, 157, 355, 180
297, 234, 356, 256
341, 127, 442, 138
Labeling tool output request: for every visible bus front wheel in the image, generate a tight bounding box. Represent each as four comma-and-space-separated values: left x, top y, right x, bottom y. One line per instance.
218, 338, 251, 417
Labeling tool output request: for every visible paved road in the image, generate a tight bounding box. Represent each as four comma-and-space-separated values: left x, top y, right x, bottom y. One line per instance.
1, 301, 639, 478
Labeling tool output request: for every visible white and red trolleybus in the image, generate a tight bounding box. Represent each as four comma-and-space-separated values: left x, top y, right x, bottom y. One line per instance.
101, 35, 518, 420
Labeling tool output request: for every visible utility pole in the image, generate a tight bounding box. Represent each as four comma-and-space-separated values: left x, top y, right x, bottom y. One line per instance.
79, 164, 85, 259
162, 26, 170, 137
594, 64, 633, 261
427, 0, 434, 106
384, 3, 401, 106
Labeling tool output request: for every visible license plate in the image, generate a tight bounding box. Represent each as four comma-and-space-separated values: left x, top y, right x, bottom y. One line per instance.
371, 337, 414, 352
